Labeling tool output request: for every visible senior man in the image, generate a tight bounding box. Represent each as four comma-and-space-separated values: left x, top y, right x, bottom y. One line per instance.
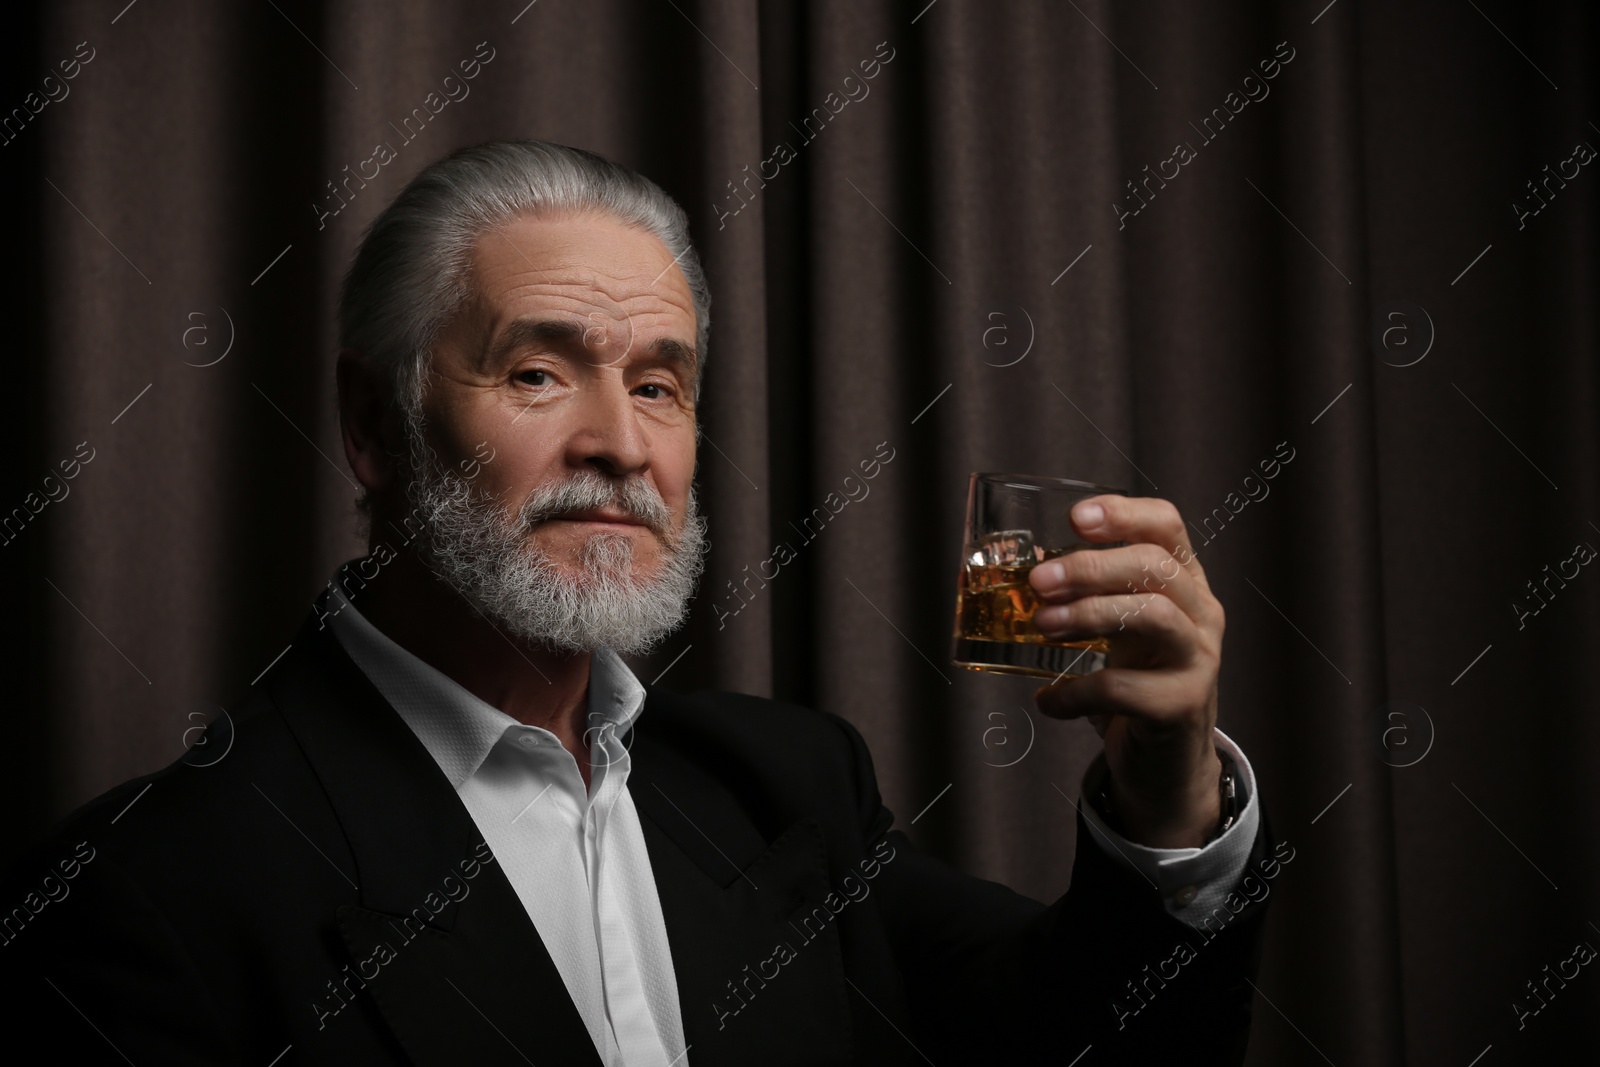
1, 141, 1272, 1065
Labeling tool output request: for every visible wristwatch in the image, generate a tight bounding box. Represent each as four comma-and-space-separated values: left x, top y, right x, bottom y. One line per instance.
1090, 748, 1239, 846
1209, 749, 1239, 845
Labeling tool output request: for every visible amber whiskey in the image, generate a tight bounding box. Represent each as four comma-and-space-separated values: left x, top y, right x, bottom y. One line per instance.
952, 532, 1109, 680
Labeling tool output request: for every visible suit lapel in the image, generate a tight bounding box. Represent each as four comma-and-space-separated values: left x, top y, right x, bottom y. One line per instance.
267, 613, 603, 1067
629, 688, 855, 1065
264, 616, 853, 1065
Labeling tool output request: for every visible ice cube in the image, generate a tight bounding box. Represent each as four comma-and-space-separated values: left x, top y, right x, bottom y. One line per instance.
966, 528, 1035, 568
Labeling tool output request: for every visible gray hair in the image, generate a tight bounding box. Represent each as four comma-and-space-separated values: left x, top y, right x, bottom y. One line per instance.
338, 140, 711, 425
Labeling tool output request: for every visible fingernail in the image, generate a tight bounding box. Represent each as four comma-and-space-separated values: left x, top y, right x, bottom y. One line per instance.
1032, 561, 1066, 592
1036, 605, 1069, 631
1073, 500, 1104, 529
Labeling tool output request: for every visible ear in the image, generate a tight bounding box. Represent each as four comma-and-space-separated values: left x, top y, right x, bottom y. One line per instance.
336, 348, 405, 500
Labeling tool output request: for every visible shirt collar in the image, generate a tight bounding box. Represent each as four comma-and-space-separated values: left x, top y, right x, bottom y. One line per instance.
320, 574, 647, 790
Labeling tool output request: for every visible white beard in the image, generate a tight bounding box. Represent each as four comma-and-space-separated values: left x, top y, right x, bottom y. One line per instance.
401, 425, 709, 656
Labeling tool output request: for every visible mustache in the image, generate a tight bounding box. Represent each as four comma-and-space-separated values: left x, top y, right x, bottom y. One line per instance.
517, 471, 675, 538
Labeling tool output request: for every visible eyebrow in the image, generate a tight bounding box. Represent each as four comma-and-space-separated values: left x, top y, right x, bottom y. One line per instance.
481, 317, 698, 384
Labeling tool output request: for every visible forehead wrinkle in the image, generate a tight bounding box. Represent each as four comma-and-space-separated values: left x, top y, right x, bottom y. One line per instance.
472, 224, 691, 302
474, 270, 695, 356
473, 226, 680, 293
484, 267, 693, 320
461, 219, 697, 373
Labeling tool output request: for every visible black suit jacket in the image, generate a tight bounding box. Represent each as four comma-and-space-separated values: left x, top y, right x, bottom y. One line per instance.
1, 610, 1271, 1065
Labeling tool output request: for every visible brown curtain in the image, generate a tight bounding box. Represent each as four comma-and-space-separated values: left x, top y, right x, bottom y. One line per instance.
5, 1, 1597, 1061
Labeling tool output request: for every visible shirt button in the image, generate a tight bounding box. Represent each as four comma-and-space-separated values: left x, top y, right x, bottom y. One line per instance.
519, 735, 537, 746
1172, 885, 1198, 908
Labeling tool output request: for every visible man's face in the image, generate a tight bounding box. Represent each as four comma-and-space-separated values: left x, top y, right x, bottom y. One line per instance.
399, 210, 707, 654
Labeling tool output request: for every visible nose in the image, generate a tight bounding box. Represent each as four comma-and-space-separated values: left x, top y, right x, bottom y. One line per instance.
565, 372, 649, 479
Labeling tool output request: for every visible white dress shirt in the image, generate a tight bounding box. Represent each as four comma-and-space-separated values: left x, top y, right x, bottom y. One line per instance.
327, 591, 689, 1067
1079, 729, 1261, 927
321, 575, 1260, 1063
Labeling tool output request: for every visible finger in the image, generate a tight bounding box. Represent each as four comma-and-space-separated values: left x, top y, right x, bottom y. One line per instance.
1066, 494, 1210, 594
1030, 541, 1208, 624
1033, 590, 1200, 657
1033, 666, 1194, 723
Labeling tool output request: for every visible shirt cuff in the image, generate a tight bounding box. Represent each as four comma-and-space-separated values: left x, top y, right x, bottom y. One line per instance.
1078, 727, 1260, 928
